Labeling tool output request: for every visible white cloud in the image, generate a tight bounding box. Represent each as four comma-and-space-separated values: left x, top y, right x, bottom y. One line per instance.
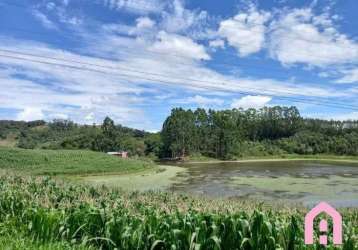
218, 6, 270, 56
175, 95, 224, 107
209, 39, 225, 49
17, 107, 44, 121
32, 10, 58, 30
150, 31, 210, 60
84, 112, 95, 121
46, 2, 56, 10
268, 8, 358, 67
160, 0, 208, 35
0, 39, 150, 128
136, 17, 155, 29
103, 0, 165, 14
316, 112, 358, 121
35, 1, 82, 27
59, 15, 82, 26
334, 112, 358, 121
231, 95, 272, 109
335, 68, 358, 84
126, 17, 156, 36
0, 6, 353, 132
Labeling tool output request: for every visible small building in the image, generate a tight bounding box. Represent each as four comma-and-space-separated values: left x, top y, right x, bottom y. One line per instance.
107, 151, 128, 158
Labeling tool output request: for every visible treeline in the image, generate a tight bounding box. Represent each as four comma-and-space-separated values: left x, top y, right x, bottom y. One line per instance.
0, 120, 45, 139
0, 118, 160, 158
1, 106, 358, 159
161, 107, 358, 159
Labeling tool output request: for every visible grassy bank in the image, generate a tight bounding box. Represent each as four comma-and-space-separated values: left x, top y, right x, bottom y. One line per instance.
73, 165, 186, 191
0, 175, 356, 250
0, 147, 155, 175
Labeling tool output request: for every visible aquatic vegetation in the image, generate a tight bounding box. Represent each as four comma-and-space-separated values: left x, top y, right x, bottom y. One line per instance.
230, 175, 358, 198
0, 175, 356, 249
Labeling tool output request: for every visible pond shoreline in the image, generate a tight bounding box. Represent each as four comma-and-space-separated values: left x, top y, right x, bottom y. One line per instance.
181, 156, 358, 165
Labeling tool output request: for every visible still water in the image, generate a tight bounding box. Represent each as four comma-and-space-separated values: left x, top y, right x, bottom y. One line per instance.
169, 160, 358, 208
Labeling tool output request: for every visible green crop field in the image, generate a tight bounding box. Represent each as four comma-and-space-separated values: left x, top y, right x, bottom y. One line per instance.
0, 147, 155, 175
0, 175, 357, 250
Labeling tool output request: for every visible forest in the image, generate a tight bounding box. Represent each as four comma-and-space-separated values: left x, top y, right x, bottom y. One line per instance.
1, 106, 358, 160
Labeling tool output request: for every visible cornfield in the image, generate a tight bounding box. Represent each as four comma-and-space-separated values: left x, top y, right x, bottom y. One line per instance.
0, 147, 154, 175
0, 175, 356, 249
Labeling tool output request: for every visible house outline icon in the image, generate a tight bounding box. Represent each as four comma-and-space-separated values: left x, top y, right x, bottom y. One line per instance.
304, 201, 342, 245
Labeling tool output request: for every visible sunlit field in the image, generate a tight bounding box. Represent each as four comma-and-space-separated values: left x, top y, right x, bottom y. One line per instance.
0, 147, 155, 175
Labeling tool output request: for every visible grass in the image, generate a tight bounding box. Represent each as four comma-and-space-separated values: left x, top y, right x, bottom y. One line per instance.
0, 175, 356, 249
0, 147, 156, 175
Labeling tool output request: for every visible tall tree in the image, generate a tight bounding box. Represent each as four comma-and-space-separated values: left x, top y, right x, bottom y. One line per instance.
161, 108, 196, 158
102, 117, 116, 138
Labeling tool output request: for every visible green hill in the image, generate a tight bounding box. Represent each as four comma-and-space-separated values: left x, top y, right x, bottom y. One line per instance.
0, 147, 155, 175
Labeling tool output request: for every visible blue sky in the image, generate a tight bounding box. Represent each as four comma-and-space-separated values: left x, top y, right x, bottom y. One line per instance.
0, 0, 358, 131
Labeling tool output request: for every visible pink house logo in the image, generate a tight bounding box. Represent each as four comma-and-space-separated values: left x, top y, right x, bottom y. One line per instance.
304, 202, 342, 245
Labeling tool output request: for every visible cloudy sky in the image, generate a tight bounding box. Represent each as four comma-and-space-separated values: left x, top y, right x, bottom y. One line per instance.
0, 0, 358, 131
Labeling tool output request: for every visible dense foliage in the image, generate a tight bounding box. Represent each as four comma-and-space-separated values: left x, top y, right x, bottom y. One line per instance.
2, 106, 358, 159
161, 107, 358, 159
0, 175, 356, 249
0, 118, 154, 157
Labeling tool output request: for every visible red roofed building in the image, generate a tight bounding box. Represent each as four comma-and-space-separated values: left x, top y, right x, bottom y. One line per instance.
107, 151, 128, 158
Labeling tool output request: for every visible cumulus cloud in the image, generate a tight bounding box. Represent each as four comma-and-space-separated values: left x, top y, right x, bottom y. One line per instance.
125, 17, 156, 36
231, 95, 272, 109
150, 31, 210, 60
268, 8, 358, 67
218, 6, 270, 57
17, 107, 45, 121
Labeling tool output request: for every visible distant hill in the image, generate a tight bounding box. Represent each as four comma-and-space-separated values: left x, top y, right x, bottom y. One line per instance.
0, 118, 160, 158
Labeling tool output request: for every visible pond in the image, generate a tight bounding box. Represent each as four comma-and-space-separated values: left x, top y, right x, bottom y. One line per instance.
169, 160, 358, 208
